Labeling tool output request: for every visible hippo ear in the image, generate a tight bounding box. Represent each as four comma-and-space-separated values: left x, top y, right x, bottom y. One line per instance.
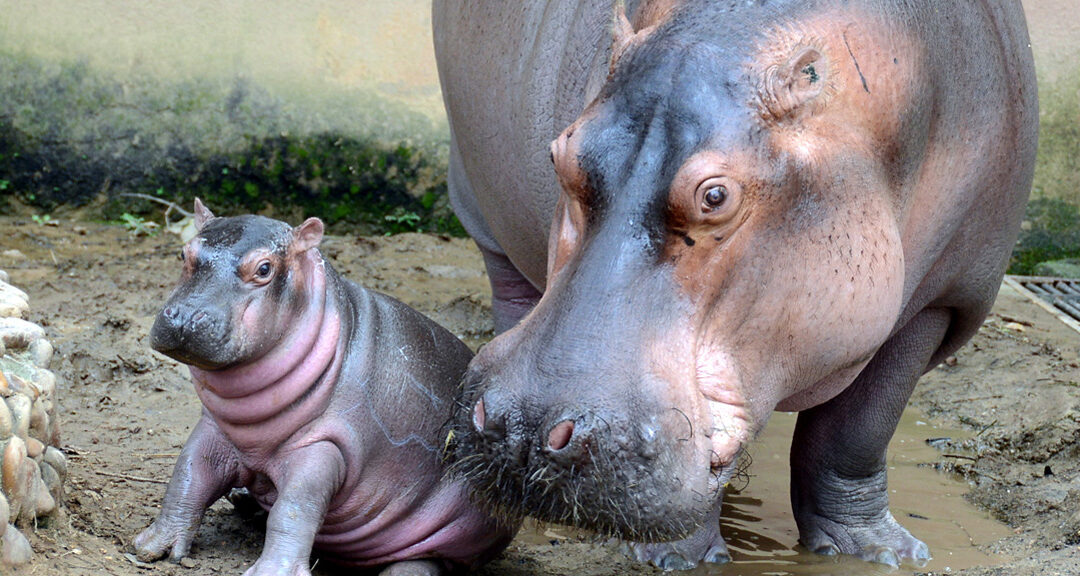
609, 0, 636, 72
193, 198, 215, 231
759, 47, 830, 121
292, 217, 324, 253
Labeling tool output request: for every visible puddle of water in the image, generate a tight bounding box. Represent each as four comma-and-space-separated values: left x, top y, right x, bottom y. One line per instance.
518, 408, 1009, 575
700, 409, 1010, 575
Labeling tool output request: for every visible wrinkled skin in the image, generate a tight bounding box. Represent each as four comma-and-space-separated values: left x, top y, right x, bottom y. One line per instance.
135, 201, 515, 576
434, 0, 1037, 570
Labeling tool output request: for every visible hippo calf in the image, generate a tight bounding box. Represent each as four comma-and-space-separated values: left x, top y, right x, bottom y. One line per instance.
134, 200, 514, 575
435, 0, 1037, 569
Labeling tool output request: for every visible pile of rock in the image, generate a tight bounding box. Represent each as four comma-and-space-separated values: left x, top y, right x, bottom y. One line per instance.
0, 269, 66, 567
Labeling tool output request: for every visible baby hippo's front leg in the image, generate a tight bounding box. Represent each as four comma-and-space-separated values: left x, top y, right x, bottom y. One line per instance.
246, 442, 451, 576
242, 442, 347, 576
135, 416, 241, 562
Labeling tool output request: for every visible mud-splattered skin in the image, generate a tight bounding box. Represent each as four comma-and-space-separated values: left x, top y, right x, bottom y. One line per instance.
435, 0, 1036, 570
135, 201, 515, 576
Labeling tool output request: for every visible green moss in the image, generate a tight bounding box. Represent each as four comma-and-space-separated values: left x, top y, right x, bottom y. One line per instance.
1010, 196, 1080, 275
0, 51, 461, 236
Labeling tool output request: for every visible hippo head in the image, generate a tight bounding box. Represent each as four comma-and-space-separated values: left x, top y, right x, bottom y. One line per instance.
451, 3, 913, 541
151, 200, 326, 371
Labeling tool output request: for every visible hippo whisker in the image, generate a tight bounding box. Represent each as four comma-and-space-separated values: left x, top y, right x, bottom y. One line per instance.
671, 406, 694, 441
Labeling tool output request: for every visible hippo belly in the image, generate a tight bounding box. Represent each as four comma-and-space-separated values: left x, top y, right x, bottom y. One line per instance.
435, 0, 1037, 570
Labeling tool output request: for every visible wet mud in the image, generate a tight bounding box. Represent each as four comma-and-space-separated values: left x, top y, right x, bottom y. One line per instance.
1, 215, 1079, 575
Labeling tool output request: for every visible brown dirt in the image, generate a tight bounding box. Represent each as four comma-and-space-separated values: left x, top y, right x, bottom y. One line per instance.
1, 214, 1079, 576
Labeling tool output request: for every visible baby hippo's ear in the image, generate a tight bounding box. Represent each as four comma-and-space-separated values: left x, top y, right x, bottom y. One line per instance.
193, 198, 215, 231
293, 217, 325, 252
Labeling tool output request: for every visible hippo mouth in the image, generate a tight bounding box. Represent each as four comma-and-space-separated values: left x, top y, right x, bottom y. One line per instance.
445, 384, 729, 542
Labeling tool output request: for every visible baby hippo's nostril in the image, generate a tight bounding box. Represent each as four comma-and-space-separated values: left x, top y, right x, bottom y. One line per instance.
547, 419, 575, 451
163, 306, 179, 320
472, 398, 486, 432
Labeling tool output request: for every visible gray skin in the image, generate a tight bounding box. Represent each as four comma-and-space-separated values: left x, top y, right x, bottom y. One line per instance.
434, 0, 1037, 570
134, 201, 515, 576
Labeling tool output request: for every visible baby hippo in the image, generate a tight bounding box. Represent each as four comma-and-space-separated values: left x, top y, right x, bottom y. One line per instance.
134, 200, 514, 575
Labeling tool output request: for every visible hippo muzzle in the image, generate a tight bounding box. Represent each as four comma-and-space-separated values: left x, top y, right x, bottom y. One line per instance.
448, 245, 731, 540
150, 300, 234, 369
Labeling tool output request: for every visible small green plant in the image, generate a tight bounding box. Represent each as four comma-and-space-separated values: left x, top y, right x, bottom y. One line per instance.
31, 214, 51, 226
383, 208, 422, 235
121, 212, 159, 236
0, 179, 9, 191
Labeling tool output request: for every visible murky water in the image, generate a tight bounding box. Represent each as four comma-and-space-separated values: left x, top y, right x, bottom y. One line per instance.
704, 409, 1009, 575
519, 408, 1009, 575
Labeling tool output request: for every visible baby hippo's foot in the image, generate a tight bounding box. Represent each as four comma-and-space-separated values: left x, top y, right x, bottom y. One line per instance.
624, 519, 730, 570
378, 559, 445, 576
798, 509, 929, 567
241, 557, 312, 576
133, 516, 200, 562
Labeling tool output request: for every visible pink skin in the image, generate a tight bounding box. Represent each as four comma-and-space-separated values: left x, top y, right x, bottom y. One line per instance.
136, 207, 512, 575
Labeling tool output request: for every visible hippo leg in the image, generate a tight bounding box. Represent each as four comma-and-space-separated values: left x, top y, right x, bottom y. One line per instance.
378, 559, 445, 576
790, 309, 951, 567
134, 416, 240, 561
242, 442, 345, 576
625, 497, 729, 570
478, 245, 542, 334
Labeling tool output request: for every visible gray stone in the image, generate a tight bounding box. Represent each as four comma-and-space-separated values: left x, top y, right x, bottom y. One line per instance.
0, 524, 31, 567
28, 339, 53, 369
0, 319, 44, 350
0, 284, 28, 320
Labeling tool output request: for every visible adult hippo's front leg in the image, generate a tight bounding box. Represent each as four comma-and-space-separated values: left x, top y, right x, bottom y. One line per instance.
790, 309, 952, 565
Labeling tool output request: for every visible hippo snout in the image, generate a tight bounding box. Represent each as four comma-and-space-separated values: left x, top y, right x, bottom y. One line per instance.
452, 374, 719, 540
472, 393, 596, 463
150, 302, 230, 368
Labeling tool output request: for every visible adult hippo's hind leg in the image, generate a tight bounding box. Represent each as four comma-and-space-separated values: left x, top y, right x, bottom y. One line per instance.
627, 496, 730, 570
790, 308, 952, 567
479, 246, 543, 334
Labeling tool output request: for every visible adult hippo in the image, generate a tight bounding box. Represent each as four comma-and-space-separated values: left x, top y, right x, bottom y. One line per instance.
434, 0, 1037, 569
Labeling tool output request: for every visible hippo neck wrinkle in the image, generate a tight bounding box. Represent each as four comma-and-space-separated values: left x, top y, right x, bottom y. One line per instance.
189, 255, 343, 440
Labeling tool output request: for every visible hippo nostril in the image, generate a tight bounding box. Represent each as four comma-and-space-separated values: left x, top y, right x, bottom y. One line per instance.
163, 306, 179, 320
547, 419, 575, 451
472, 398, 486, 432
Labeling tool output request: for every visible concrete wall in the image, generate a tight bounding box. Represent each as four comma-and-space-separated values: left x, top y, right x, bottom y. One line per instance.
0, 0, 443, 121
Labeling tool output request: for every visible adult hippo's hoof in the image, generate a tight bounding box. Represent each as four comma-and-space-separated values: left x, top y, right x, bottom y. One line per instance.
798, 510, 930, 568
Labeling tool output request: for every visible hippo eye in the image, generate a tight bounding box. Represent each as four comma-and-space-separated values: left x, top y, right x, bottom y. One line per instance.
702, 185, 727, 211
178, 249, 185, 261
255, 261, 273, 279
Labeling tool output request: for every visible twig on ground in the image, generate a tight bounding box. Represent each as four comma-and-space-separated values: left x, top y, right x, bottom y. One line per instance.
95, 470, 168, 485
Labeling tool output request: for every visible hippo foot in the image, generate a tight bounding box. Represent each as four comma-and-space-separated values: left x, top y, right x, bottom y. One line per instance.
241, 557, 312, 576
798, 510, 929, 568
378, 559, 445, 576
622, 522, 730, 571
133, 517, 200, 563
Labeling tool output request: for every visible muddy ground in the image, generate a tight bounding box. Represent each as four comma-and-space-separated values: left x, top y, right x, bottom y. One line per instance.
2, 213, 1080, 576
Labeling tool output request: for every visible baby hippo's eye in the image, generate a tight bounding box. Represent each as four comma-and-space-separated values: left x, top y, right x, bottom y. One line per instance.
702, 185, 727, 211
178, 249, 185, 261
255, 261, 273, 279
